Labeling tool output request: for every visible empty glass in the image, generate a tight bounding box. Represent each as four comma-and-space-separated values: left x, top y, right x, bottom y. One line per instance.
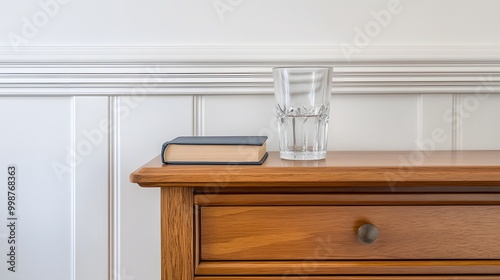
273, 67, 332, 160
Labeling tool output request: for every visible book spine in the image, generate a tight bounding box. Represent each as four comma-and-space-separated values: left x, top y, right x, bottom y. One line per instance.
160, 141, 171, 164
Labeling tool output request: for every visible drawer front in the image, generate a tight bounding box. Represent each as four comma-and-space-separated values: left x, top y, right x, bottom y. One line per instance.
200, 206, 500, 260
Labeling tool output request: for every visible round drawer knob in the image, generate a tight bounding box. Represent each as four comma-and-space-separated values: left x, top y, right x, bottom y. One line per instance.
357, 223, 378, 244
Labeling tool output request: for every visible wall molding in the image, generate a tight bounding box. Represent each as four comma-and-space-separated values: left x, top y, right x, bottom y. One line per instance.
70, 97, 77, 280
1, 46, 500, 96
108, 96, 120, 280
452, 94, 463, 151
193, 95, 204, 136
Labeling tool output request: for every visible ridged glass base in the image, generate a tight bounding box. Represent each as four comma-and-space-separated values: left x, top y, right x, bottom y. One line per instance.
280, 151, 327, 160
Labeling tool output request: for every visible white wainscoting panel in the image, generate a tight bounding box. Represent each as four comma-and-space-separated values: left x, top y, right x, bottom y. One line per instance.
329, 94, 420, 150
119, 96, 193, 280
421, 94, 453, 150
74, 97, 109, 280
1, 45, 500, 280
202, 94, 280, 151
203, 94, 459, 152
0, 97, 73, 280
461, 94, 500, 150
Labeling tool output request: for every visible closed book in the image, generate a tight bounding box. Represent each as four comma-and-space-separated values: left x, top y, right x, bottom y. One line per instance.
161, 136, 268, 165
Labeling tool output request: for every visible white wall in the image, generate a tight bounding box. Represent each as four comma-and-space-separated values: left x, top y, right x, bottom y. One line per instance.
1, 1, 500, 280
2, 0, 500, 46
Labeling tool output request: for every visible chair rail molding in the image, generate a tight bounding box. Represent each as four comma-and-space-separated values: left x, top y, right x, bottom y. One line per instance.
1, 45, 500, 96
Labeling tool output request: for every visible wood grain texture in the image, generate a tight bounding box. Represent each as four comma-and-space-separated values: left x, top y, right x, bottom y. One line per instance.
129, 151, 500, 278
195, 277, 500, 280
195, 260, 500, 275
162, 187, 194, 280
201, 206, 500, 260
194, 205, 201, 269
130, 151, 500, 188
195, 193, 500, 206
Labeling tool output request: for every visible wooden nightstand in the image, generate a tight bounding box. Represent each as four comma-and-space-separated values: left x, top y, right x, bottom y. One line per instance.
130, 151, 500, 280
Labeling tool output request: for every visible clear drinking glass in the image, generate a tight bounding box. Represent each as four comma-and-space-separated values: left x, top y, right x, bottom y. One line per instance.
273, 67, 332, 160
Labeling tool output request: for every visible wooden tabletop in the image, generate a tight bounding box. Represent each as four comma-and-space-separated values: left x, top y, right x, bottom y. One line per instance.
130, 151, 500, 188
